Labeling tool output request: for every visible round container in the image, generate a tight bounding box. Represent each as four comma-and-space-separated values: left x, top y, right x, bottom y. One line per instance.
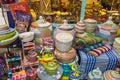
31, 16, 51, 45
55, 33, 73, 52
27, 50, 38, 62
19, 32, 34, 42
88, 68, 103, 80
75, 19, 86, 34
103, 70, 120, 80
0, 30, 18, 47
84, 19, 97, 33
54, 48, 76, 63
45, 61, 58, 75
54, 20, 75, 38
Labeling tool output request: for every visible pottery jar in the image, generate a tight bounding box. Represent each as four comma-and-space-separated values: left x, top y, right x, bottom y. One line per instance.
54, 48, 76, 63
88, 68, 103, 80
84, 19, 97, 33
45, 60, 58, 75
31, 16, 51, 45
54, 20, 75, 38
27, 49, 38, 62
55, 32, 73, 52
98, 16, 118, 37
75, 19, 86, 34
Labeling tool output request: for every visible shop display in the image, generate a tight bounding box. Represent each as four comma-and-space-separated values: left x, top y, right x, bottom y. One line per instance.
1, 1, 120, 80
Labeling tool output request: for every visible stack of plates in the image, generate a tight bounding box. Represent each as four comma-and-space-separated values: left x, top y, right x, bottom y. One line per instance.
113, 37, 120, 55
78, 49, 120, 74
0, 28, 18, 47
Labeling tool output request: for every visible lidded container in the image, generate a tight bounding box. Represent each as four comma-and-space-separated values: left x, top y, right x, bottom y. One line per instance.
84, 19, 97, 33
75, 19, 86, 34
54, 20, 75, 52
55, 33, 74, 52
45, 61, 58, 75
98, 16, 118, 36
98, 16, 118, 43
88, 68, 103, 80
31, 16, 51, 45
54, 20, 75, 37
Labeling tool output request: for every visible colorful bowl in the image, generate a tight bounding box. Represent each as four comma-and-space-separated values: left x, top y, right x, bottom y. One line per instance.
0, 30, 18, 47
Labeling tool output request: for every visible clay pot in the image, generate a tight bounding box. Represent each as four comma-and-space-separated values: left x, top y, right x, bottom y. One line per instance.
54, 48, 76, 63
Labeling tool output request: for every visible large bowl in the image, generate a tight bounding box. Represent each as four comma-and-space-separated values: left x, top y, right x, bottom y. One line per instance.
19, 32, 34, 42
0, 28, 16, 41
0, 28, 15, 35
0, 30, 18, 47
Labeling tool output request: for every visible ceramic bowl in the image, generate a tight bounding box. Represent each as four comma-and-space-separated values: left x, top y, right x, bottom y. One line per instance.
54, 48, 76, 63
19, 32, 34, 42
0, 29, 16, 41
0, 30, 18, 47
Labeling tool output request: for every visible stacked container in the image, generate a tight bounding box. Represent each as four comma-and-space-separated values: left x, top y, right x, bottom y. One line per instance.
54, 20, 77, 63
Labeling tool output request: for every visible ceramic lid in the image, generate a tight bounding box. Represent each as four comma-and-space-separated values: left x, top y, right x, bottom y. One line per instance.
38, 16, 51, 28
76, 19, 86, 27
84, 18, 97, 23
100, 16, 118, 29
89, 68, 102, 79
47, 61, 57, 67
58, 20, 74, 30
55, 33, 73, 43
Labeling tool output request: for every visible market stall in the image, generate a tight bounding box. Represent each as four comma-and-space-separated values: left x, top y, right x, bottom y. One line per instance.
0, 0, 120, 80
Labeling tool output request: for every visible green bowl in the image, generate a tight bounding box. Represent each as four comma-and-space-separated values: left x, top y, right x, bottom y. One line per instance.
0, 30, 18, 47
0, 29, 16, 41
